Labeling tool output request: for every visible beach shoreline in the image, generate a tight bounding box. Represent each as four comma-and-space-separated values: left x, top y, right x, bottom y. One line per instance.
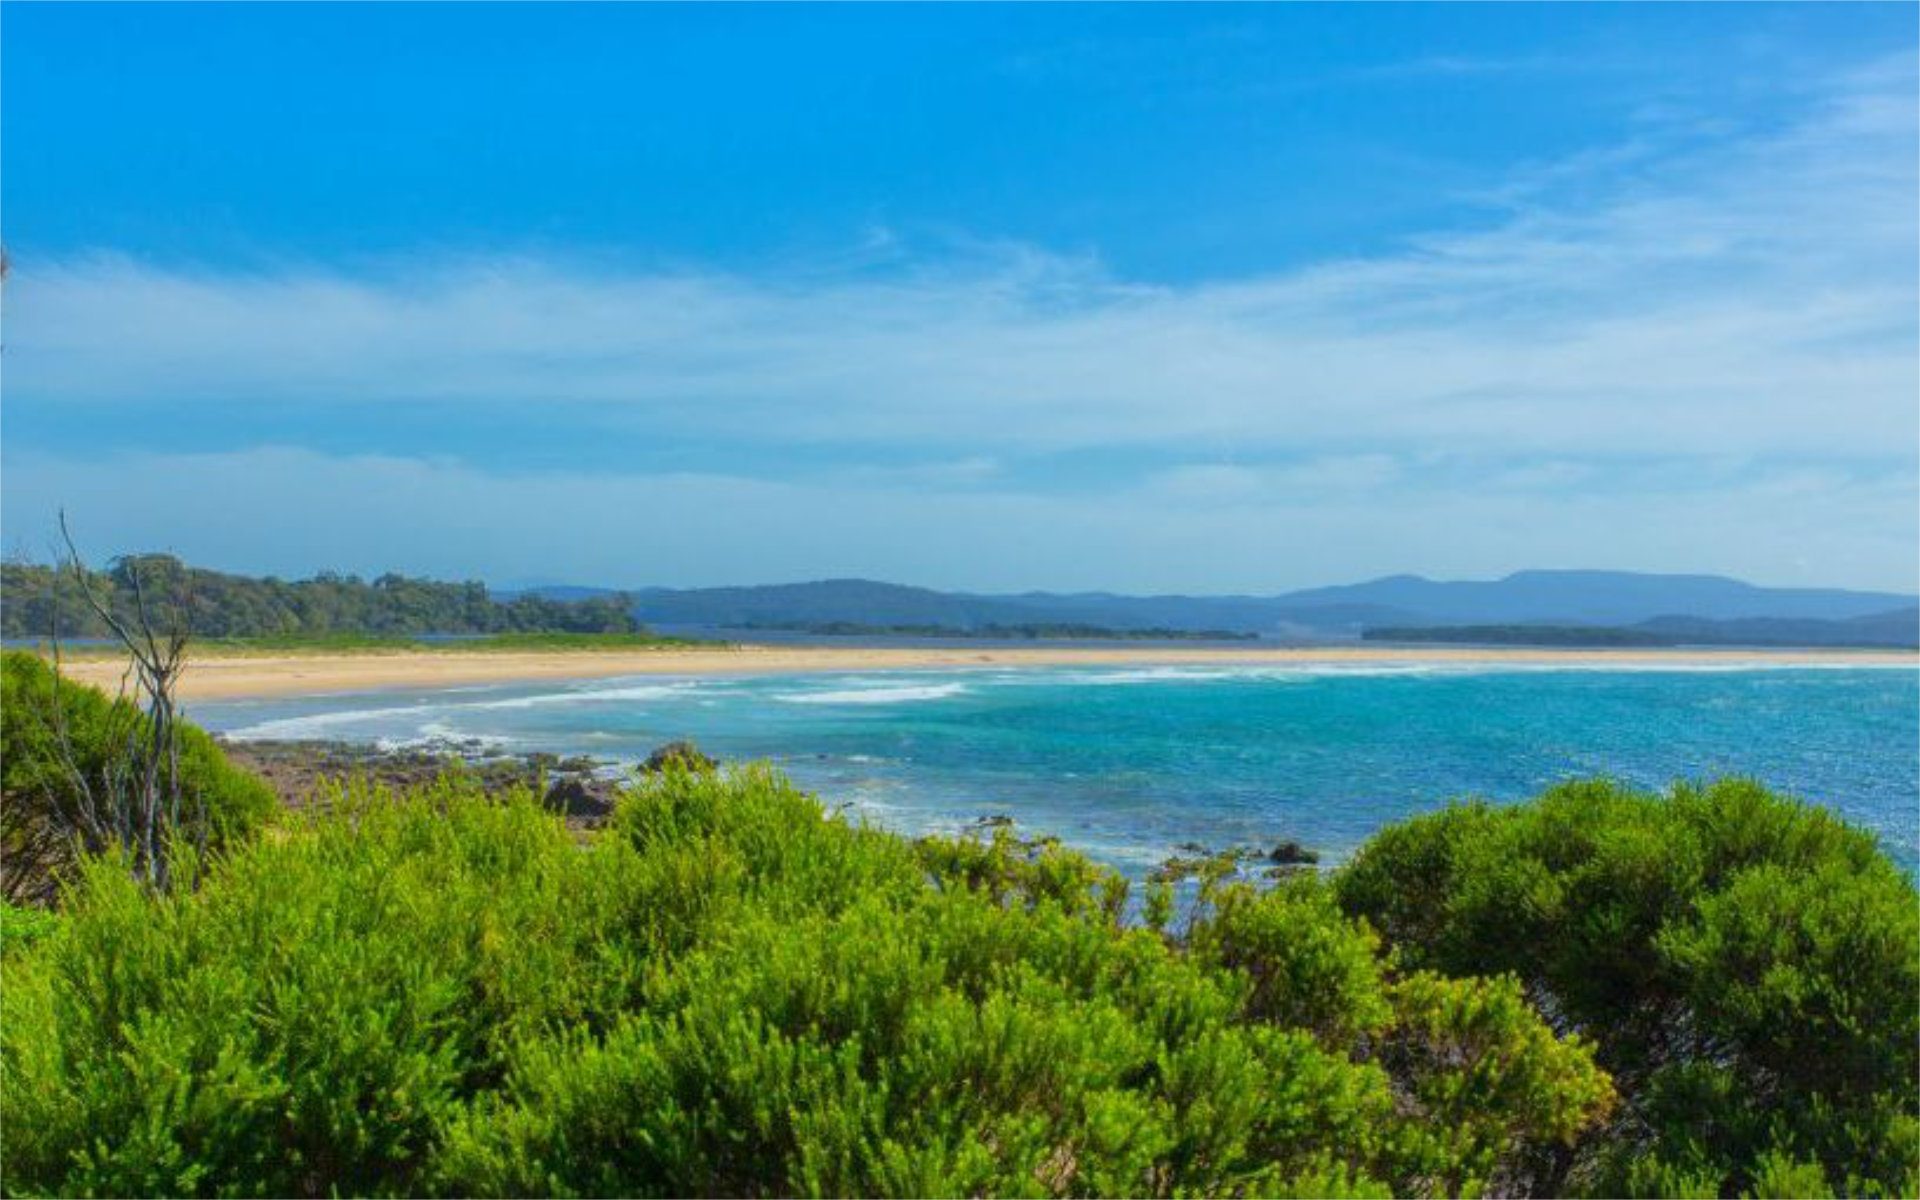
48, 642, 1920, 701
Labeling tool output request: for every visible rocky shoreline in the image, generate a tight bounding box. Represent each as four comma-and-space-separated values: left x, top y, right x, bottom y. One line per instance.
216, 736, 714, 827
215, 737, 1324, 875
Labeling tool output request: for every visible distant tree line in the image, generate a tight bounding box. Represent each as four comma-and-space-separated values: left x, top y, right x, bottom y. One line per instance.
1362, 624, 1678, 648
739, 620, 1260, 641
0, 557, 640, 640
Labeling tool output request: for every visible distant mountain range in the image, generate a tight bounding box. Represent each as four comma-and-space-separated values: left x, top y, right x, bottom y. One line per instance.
514, 570, 1919, 648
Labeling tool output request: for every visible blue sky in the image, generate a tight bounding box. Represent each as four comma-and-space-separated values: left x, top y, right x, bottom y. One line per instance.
4, 3, 1916, 592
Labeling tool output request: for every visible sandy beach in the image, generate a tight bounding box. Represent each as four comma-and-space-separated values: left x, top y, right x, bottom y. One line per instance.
48, 642, 1918, 701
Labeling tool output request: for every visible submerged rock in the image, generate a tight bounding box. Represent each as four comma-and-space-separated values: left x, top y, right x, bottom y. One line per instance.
1149, 837, 1321, 885
1267, 839, 1321, 866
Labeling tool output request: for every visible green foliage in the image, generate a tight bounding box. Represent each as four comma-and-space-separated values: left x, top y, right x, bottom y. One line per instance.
3, 768, 1614, 1197
1, 558, 643, 640
199, 631, 442, 652
0, 652, 276, 905
0, 901, 61, 953
1336, 777, 1920, 1197
12, 766, 1903, 1196
447, 631, 708, 652
1187, 877, 1394, 1043
187, 631, 705, 655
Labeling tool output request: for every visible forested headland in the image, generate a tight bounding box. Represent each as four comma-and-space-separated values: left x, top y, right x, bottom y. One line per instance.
1, 557, 640, 641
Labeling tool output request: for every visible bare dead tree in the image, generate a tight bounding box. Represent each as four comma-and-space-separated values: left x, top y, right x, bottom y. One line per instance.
23, 514, 203, 893
3, 590, 145, 903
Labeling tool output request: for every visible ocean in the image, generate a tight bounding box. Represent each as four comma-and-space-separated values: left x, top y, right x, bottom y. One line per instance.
192, 662, 1920, 878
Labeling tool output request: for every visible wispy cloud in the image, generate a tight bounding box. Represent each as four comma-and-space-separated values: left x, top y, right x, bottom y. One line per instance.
15, 54, 1913, 465
3, 54, 1914, 589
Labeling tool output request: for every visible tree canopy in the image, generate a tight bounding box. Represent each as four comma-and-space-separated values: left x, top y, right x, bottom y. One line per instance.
1, 558, 639, 640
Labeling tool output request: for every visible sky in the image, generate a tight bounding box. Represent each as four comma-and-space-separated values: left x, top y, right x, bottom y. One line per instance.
3, 3, 1916, 593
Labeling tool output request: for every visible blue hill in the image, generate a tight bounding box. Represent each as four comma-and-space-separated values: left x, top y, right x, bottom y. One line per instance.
527, 570, 1919, 643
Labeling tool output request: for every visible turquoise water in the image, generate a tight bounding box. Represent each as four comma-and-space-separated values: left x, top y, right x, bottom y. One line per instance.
193, 663, 1920, 877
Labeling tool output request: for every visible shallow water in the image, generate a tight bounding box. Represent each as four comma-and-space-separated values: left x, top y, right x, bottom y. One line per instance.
191, 662, 1920, 877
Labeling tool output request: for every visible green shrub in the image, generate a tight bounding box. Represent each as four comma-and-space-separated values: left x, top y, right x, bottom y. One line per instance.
0, 651, 276, 905
3, 767, 1614, 1197
1336, 777, 1920, 1197
0, 901, 61, 953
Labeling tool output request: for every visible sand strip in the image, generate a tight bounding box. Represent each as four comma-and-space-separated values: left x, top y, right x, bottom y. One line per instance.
45, 643, 1918, 702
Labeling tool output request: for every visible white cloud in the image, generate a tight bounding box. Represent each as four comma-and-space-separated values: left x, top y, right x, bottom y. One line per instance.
2, 55, 1914, 591
7, 54, 1914, 470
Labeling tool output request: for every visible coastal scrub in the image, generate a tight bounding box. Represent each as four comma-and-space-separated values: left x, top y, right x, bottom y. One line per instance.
2, 767, 1613, 1197
1339, 778, 1920, 1197
0, 651, 275, 906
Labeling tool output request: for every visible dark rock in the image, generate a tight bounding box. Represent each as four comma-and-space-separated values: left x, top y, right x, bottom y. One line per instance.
642, 740, 717, 774
1267, 839, 1321, 866
224, 737, 624, 829
544, 775, 617, 820
971, 814, 1015, 829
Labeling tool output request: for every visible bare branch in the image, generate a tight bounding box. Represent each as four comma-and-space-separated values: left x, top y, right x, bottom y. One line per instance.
30, 513, 202, 893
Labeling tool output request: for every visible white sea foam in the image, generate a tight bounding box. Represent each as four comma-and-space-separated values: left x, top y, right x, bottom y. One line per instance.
775, 682, 969, 705
1051, 667, 1236, 686
222, 703, 435, 740
466, 682, 696, 710
1043, 664, 1443, 687
374, 722, 517, 752
221, 678, 700, 739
